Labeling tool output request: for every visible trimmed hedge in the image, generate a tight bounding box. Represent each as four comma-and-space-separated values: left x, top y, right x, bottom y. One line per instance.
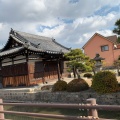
67, 78, 89, 92
91, 71, 120, 94
52, 80, 67, 92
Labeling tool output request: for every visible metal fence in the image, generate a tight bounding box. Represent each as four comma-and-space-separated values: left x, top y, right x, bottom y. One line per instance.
0, 98, 120, 120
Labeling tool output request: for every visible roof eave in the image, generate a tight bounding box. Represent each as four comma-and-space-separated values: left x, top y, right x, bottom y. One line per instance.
82, 33, 115, 49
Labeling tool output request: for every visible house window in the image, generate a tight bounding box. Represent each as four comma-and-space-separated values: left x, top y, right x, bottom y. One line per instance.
101, 45, 109, 51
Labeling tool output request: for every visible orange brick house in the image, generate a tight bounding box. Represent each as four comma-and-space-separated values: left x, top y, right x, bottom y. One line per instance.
82, 33, 120, 66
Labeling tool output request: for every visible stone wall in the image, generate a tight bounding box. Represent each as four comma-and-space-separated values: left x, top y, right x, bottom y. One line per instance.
35, 91, 120, 105
0, 89, 37, 102
0, 89, 120, 105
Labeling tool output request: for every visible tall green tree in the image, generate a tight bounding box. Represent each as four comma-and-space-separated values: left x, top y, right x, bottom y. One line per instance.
64, 49, 92, 78
114, 56, 120, 76
113, 19, 120, 43
113, 19, 120, 75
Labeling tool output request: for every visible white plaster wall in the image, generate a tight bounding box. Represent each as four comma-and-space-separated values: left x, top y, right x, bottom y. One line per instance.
14, 59, 26, 64
28, 54, 39, 58
2, 58, 12, 62
28, 59, 42, 63
14, 55, 26, 60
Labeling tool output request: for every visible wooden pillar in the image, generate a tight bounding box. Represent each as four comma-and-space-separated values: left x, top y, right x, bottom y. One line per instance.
86, 98, 98, 118
12, 57, 16, 87
43, 62, 46, 83
57, 59, 61, 81
25, 50, 28, 63
25, 50, 30, 86
59, 60, 63, 77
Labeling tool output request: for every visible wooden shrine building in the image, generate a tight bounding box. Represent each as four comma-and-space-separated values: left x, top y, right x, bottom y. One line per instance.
0, 29, 70, 87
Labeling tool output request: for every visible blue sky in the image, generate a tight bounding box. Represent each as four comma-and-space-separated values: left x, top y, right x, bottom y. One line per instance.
0, 0, 120, 49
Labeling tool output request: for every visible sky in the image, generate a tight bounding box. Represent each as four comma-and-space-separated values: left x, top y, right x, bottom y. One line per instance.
0, 0, 120, 49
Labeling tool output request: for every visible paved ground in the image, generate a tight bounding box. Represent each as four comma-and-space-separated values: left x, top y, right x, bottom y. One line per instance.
1, 76, 120, 92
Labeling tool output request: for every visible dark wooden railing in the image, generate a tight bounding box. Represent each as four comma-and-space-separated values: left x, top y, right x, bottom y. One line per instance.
0, 98, 119, 120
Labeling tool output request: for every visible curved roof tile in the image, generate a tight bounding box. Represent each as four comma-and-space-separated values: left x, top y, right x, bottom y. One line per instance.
13, 30, 70, 53
0, 47, 24, 57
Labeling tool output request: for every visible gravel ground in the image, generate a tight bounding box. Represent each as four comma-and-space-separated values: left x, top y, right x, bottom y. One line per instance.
117, 76, 120, 83
44, 77, 92, 86
44, 76, 120, 87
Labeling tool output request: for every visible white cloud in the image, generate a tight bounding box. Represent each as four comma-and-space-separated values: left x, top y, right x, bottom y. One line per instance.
0, 0, 120, 49
55, 11, 120, 48
97, 30, 114, 37
0, 23, 3, 30
38, 25, 65, 38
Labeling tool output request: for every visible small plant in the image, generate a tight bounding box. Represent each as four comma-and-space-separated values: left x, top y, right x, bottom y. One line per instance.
83, 73, 92, 78
91, 71, 119, 94
67, 78, 89, 92
52, 80, 67, 92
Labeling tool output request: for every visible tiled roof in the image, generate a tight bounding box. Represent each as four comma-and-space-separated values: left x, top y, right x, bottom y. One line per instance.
106, 35, 117, 44
0, 29, 70, 57
10, 29, 70, 53
82, 33, 118, 49
0, 47, 24, 57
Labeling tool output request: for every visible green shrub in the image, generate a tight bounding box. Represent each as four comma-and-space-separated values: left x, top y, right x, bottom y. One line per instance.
91, 71, 119, 94
83, 73, 93, 78
52, 80, 67, 92
67, 78, 89, 92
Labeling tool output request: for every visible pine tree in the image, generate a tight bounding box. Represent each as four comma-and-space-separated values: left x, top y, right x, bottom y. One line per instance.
64, 49, 92, 78
113, 19, 120, 43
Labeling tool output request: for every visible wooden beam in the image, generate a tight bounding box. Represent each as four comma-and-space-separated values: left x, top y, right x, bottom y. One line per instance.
12, 57, 14, 65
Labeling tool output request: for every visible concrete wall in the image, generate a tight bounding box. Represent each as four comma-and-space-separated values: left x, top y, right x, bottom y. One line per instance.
0, 90, 120, 105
